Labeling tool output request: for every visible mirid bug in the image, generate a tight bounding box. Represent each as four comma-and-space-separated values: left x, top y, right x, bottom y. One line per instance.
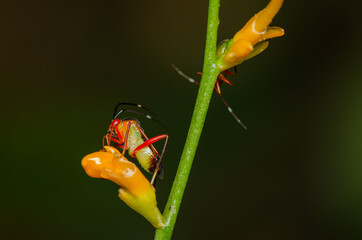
171, 64, 248, 129
104, 103, 168, 186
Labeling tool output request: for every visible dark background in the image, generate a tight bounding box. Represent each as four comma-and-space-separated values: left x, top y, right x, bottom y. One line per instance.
2, 0, 362, 239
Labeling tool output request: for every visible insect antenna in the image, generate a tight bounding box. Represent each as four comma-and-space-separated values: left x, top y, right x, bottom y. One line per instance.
114, 109, 168, 131
113, 102, 157, 119
171, 64, 247, 129
171, 64, 199, 86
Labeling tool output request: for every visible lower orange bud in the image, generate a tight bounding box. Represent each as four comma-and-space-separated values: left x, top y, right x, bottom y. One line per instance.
82, 146, 165, 228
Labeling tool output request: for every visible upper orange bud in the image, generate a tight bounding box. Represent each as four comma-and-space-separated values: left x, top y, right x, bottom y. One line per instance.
217, 0, 285, 71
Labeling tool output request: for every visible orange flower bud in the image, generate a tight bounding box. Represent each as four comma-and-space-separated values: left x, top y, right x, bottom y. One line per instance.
217, 0, 284, 71
82, 146, 165, 228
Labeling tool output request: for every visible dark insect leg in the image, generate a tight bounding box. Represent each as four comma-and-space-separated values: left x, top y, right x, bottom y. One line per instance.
122, 122, 132, 156
150, 135, 168, 186
217, 91, 247, 129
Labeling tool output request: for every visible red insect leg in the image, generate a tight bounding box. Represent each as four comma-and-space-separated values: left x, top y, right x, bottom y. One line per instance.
218, 73, 234, 86
132, 134, 168, 155
133, 124, 169, 186
107, 119, 125, 148
223, 69, 236, 76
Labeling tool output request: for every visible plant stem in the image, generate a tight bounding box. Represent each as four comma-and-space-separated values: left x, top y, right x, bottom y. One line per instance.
154, 0, 220, 239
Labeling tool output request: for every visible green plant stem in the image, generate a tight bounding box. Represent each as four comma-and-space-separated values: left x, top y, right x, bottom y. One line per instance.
154, 0, 220, 239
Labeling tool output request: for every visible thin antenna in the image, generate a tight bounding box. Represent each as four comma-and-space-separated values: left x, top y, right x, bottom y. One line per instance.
113, 102, 157, 119
113, 109, 168, 131
171, 64, 198, 85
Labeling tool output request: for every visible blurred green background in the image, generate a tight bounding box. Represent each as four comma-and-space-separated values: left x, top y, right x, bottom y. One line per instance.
2, 0, 362, 239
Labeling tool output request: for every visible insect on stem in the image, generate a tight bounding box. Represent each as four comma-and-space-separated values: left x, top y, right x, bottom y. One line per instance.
171, 64, 247, 129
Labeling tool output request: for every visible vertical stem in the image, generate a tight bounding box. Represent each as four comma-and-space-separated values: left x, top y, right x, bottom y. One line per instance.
154, 0, 221, 239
